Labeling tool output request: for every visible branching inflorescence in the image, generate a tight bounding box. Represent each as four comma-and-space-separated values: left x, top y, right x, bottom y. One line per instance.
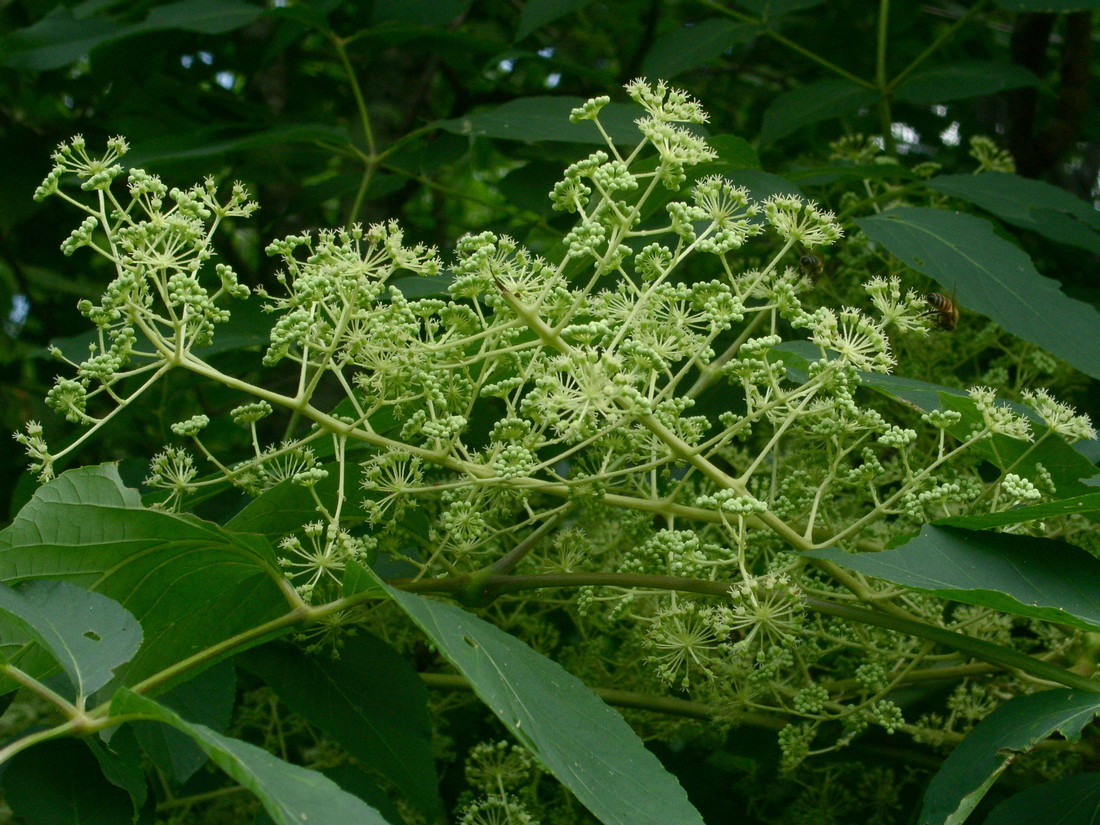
23, 80, 1097, 773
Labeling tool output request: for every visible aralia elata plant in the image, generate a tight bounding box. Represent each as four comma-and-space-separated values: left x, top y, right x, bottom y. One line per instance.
6, 80, 1100, 824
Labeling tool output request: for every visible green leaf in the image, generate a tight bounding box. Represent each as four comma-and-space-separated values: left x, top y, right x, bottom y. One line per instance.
2, 739, 134, 825
857, 207, 1100, 380
113, 689, 391, 825
738, 0, 822, 16
136, 0, 263, 35
516, 0, 596, 40
807, 525, 1100, 633
241, 637, 441, 819
0, 0, 263, 70
384, 586, 706, 825
438, 98, 648, 146
896, 61, 1040, 104
0, 580, 141, 698
121, 123, 355, 167
994, 0, 1100, 9
707, 134, 762, 170
372, 0, 469, 26
918, 689, 1100, 824
984, 773, 1100, 824
134, 661, 237, 784
937, 491, 1100, 529
928, 172, 1100, 254
641, 19, 760, 79
86, 727, 148, 817
759, 79, 879, 146
0, 465, 290, 689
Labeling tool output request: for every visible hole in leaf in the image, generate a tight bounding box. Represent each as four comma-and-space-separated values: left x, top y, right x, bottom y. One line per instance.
83, 630, 102, 642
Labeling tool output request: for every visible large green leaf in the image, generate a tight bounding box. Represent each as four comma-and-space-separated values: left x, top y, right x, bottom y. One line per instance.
0, 0, 263, 70
240, 635, 442, 820
0, 465, 290, 689
807, 525, 1100, 632
928, 172, 1100, 255
385, 586, 705, 825
896, 61, 1040, 104
113, 689, 391, 825
759, 79, 879, 146
0, 580, 141, 699
918, 689, 1100, 825
641, 19, 761, 79
438, 98, 654, 146
983, 773, 1100, 824
857, 207, 1100, 380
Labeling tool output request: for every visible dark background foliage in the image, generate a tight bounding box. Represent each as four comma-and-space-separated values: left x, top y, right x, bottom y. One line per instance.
1, 2, 1099, 820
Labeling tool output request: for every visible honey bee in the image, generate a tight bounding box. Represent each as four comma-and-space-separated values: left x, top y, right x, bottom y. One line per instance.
924, 292, 959, 331
799, 253, 823, 279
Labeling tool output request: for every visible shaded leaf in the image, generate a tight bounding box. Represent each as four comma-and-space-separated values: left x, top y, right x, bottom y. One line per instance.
240, 636, 441, 820
516, 0, 596, 41
114, 690, 390, 825
438, 97, 649, 145
994, 0, 1100, 9
739, 0, 822, 16
134, 661, 236, 784
138, 0, 263, 35
0, 0, 263, 70
0, 465, 290, 690
0, 580, 141, 698
807, 525, 1100, 632
984, 773, 1100, 824
896, 61, 1040, 104
928, 172, 1100, 255
918, 689, 1100, 824
372, 0, 469, 26
759, 79, 879, 146
3, 739, 134, 825
707, 134, 762, 170
857, 207, 1100, 380
86, 727, 148, 817
641, 19, 760, 79
385, 586, 705, 825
